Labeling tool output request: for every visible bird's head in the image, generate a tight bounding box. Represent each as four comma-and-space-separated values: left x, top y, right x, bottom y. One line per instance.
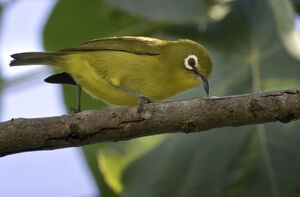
171, 39, 213, 96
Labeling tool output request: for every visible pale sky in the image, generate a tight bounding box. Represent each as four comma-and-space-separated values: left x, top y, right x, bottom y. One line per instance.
0, 1, 99, 196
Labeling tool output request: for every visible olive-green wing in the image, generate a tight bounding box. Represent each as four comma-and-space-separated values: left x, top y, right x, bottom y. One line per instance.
60, 36, 165, 55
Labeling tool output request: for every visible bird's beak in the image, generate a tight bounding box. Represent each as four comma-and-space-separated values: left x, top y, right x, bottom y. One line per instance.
193, 69, 209, 96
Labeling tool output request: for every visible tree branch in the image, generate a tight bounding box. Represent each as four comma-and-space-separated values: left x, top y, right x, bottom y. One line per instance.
0, 88, 300, 157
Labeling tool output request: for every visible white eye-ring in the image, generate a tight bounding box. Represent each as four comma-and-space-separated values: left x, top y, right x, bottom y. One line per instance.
184, 55, 198, 70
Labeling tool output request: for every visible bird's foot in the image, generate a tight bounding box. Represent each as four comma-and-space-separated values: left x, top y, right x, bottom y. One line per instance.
70, 106, 81, 114
137, 96, 151, 113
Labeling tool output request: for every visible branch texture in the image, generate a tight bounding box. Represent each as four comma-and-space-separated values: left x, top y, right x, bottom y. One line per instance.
0, 88, 300, 157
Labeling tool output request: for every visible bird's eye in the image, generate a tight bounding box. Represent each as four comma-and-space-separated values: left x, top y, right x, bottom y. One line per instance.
188, 58, 195, 67
184, 55, 198, 71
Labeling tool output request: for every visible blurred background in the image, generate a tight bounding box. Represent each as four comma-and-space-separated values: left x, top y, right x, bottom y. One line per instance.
0, 0, 300, 196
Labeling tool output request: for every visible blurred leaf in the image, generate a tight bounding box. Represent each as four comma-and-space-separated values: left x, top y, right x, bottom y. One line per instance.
107, 0, 207, 24
98, 135, 165, 194
122, 128, 258, 197
268, 0, 300, 60
202, 0, 300, 95
292, 0, 300, 13
83, 144, 117, 197
44, 0, 159, 52
120, 122, 300, 197
262, 78, 300, 90
106, 0, 235, 29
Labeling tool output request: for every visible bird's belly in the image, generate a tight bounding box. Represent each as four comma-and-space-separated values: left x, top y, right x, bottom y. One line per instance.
70, 69, 198, 106
72, 74, 185, 106
74, 75, 140, 106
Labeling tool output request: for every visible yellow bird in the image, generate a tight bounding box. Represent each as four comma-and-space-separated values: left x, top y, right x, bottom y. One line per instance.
10, 36, 212, 112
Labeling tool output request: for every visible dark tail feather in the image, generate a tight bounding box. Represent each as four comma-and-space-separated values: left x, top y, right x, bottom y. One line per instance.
10, 52, 57, 66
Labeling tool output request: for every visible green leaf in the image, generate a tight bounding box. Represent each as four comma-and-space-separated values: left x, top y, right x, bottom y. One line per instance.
292, 0, 300, 14
82, 144, 117, 197
106, 0, 235, 28
268, 0, 300, 60
44, 0, 158, 52
97, 135, 166, 194
121, 122, 300, 197
107, 0, 205, 24
262, 78, 300, 91
121, 128, 257, 197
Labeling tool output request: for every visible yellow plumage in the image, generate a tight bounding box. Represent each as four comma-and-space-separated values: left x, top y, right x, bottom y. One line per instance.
10, 36, 213, 106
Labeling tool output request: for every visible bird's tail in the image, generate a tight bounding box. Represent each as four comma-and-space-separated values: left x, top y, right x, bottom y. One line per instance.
10, 52, 62, 67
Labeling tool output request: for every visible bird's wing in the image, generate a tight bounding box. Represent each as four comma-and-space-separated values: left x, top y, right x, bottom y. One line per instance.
59, 36, 165, 55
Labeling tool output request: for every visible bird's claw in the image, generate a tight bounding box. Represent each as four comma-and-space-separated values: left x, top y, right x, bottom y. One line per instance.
137, 96, 151, 113
70, 106, 81, 114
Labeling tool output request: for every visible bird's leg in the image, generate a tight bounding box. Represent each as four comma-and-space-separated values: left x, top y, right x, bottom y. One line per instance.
116, 85, 151, 113
77, 86, 82, 112
71, 85, 82, 113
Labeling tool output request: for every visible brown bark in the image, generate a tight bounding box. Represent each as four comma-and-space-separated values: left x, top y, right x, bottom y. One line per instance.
0, 88, 299, 157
